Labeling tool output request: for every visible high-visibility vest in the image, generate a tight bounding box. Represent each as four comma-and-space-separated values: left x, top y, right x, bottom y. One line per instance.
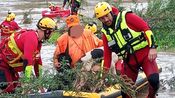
101, 11, 148, 57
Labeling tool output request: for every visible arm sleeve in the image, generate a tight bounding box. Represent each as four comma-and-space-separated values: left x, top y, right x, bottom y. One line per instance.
53, 33, 68, 64
34, 43, 42, 77
102, 34, 112, 72
92, 34, 103, 47
126, 13, 156, 48
23, 35, 38, 81
23, 37, 37, 65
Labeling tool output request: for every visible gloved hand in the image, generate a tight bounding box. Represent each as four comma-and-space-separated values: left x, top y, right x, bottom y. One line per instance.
24, 66, 33, 82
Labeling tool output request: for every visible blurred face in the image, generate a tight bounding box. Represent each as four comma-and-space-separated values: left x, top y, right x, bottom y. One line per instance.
99, 13, 113, 26
70, 25, 84, 38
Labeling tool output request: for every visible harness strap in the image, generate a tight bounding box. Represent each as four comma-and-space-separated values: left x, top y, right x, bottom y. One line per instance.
118, 33, 146, 56
8, 33, 23, 64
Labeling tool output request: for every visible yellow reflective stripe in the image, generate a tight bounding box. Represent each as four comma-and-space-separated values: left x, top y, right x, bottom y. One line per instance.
25, 65, 33, 82
145, 30, 153, 47
8, 33, 23, 64
9, 63, 23, 67
9, 33, 22, 54
8, 53, 22, 64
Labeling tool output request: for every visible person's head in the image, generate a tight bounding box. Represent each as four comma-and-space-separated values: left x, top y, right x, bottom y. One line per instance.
37, 17, 56, 41
94, 2, 113, 26
65, 15, 84, 38
85, 22, 97, 34
6, 12, 16, 22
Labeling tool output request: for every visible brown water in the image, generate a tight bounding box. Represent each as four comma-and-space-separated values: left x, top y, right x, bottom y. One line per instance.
0, 0, 175, 98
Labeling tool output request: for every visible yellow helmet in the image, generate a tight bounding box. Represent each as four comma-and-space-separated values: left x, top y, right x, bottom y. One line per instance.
37, 17, 56, 31
94, 2, 112, 18
85, 22, 97, 34
6, 12, 16, 21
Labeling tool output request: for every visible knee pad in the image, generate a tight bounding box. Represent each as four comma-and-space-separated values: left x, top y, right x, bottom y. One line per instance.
148, 73, 159, 91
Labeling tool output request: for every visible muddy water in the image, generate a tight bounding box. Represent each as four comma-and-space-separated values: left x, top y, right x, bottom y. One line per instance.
0, 0, 175, 98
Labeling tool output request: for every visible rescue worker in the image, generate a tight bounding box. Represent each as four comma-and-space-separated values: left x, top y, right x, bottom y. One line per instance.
0, 17, 56, 93
53, 15, 103, 70
62, 0, 81, 15
0, 12, 20, 40
94, 2, 159, 98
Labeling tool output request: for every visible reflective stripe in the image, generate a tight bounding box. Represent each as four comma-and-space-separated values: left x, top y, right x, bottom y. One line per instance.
8, 33, 23, 64
9, 63, 23, 68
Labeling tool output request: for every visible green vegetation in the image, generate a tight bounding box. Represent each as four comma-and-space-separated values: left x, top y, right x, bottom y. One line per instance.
0, 61, 136, 98
145, 0, 175, 51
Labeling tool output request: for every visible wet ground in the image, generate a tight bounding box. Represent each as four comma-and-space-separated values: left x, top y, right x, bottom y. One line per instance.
0, 0, 175, 98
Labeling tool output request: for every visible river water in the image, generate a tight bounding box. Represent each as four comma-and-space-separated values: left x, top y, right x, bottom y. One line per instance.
0, 0, 175, 98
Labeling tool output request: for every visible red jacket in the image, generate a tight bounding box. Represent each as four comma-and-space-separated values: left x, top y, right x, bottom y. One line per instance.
15, 30, 42, 66
1, 29, 42, 72
103, 7, 151, 71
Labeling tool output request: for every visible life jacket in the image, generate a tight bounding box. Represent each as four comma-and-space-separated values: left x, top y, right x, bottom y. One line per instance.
101, 11, 148, 58
0, 29, 36, 68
